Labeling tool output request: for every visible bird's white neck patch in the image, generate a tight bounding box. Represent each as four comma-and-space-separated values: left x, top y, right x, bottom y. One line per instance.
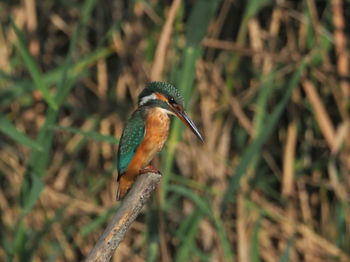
139, 92, 175, 116
157, 107, 175, 116
139, 93, 157, 106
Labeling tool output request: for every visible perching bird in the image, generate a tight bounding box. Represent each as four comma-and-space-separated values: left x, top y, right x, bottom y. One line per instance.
116, 82, 203, 200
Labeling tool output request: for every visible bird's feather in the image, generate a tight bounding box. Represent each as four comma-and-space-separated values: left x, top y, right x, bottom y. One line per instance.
117, 110, 145, 177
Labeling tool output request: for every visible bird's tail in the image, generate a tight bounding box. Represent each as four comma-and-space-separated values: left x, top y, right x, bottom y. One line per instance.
116, 174, 123, 201
116, 176, 132, 201
116, 182, 121, 201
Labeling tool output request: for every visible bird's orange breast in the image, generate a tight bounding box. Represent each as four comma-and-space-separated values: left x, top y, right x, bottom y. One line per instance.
117, 108, 170, 199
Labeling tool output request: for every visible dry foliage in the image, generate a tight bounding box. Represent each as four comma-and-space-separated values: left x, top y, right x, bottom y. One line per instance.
0, 0, 349, 261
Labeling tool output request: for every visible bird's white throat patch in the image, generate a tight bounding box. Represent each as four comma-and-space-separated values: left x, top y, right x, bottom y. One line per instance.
157, 107, 175, 116
139, 93, 157, 106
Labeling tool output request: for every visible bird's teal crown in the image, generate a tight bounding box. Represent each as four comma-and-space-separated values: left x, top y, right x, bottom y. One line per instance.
138, 82, 184, 106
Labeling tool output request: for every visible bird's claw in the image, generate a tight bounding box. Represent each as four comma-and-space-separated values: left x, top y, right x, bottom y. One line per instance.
140, 165, 162, 175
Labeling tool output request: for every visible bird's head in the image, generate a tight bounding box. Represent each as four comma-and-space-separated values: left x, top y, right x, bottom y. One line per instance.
138, 82, 203, 142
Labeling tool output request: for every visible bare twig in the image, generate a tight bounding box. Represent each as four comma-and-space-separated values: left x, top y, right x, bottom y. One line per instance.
85, 172, 162, 262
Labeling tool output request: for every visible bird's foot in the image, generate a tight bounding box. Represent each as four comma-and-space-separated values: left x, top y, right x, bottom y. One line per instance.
140, 165, 162, 175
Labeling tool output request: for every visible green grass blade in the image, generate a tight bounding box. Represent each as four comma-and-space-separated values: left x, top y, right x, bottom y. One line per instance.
186, 0, 220, 47
54, 0, 96, 106
20, 206, 67, 261
192, 248, 211, 262
221, 60, 308, 211
251, 217, 262, 262
160, 0, 221, 206
169, 185, 234, 260
245, 0, 272, 20
0, 47, 112, 109
212, 213, 235, 261
10, 19, 58, 110
253, 72, 278, 136
54, 125, 119, 144
229, 0, 272, 80
20, 0, 97, 218
0, 116, 42, 151
175, 210, 202, 262
80, 207, 117, 236
20, 172, 44, 216
145, 204, 160, 262
174, 209, 197, 240
12, 220, 26, 260
26, 0, 97, 177
168, 184, 211, 216
146, 242, 159, 262
279, 238, 294, 262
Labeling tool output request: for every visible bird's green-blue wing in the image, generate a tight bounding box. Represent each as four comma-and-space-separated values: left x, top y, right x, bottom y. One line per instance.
117, 110, 145, 176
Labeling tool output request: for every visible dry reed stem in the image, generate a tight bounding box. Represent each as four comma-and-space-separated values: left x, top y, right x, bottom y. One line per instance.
150, 0, 181, 81
282, 121, 297, 197
262, 7, 282, 73
24, 0, 39, 56
297, 180, 313, 227
1, 2, 349, 261
332, 121, 349, 155
0, 26, 9, 70
85, 172, 161, 262
230, 96, 253, 134
97, 59, 108, 99
202, 38, 302, 63
237, 193, 249, 262
208, 0, 231, 40
251, 192, 350, 261
248, 18, 263, 67
302, 79, 336, 150
42, 187, 106, 214
327, 161, 349, 201
202, 38, 264, 56
332, 0, 350, 98
206, 0, 232, 60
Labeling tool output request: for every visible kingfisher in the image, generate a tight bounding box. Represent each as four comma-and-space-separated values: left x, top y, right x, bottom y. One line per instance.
116, 82, 203, 200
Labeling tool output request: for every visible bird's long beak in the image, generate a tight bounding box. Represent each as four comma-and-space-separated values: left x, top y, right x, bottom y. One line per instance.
173, 108, 204, 142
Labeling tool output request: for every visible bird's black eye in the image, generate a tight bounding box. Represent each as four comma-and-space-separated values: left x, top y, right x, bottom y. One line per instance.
168, 97, 176, 104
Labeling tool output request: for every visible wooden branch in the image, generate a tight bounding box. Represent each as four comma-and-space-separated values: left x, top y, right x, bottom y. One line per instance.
85, 172, 162, 262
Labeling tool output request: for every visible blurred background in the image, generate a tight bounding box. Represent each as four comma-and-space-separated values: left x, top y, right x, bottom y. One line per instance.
1, 0, 350, 261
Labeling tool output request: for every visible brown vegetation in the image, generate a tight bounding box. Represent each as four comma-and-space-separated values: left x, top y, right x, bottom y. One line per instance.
0, 0, 349, 261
